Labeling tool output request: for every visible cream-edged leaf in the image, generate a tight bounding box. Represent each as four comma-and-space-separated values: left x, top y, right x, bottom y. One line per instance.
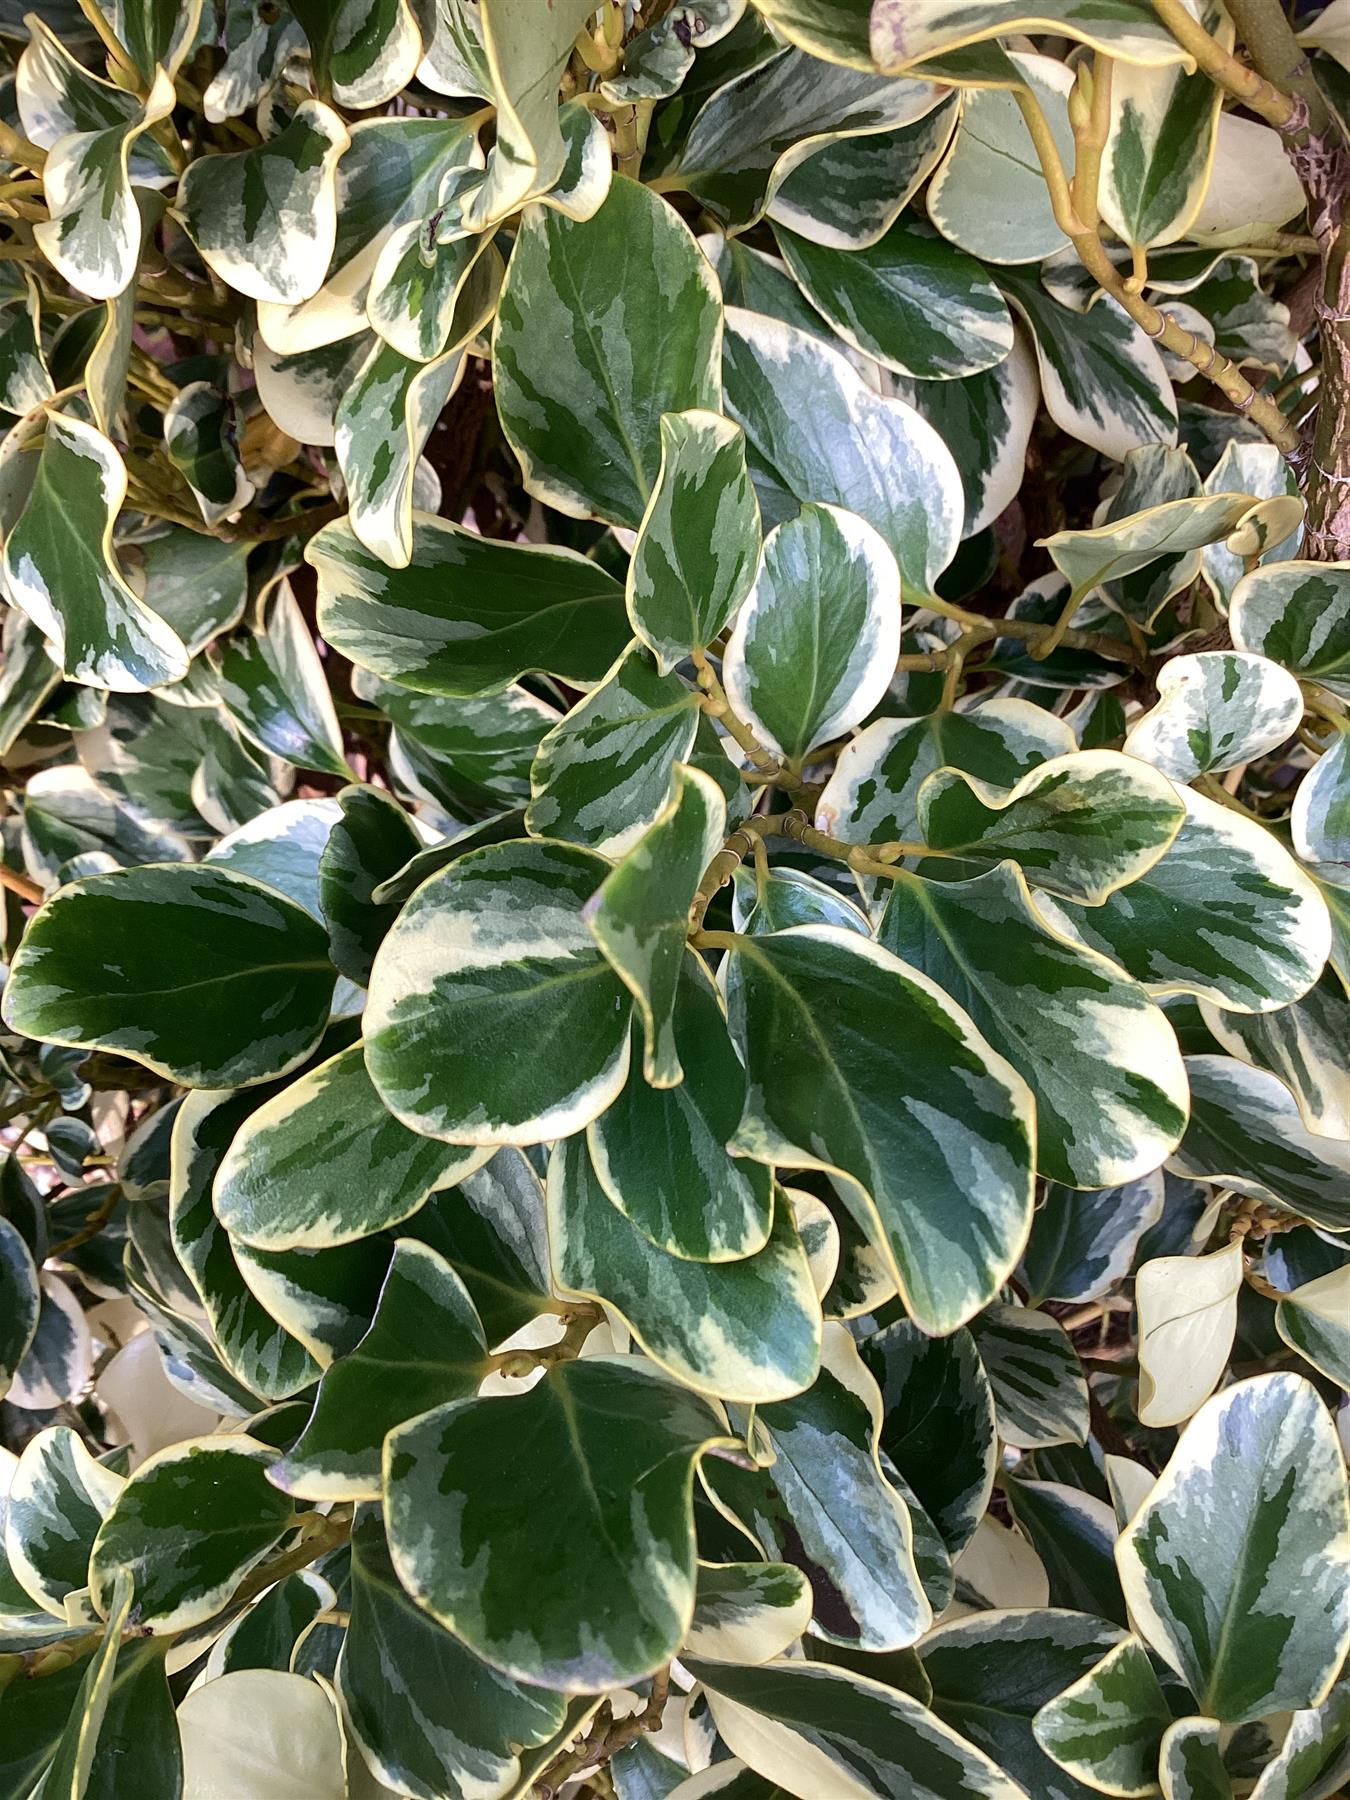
1136, 1240, 1244, 1428
1032, 1636, 1172, 1799
1124, 652, 1304, 782
1231, 562, 1350, 699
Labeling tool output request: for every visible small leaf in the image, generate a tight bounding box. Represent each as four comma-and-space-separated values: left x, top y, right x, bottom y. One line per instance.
1275, 1267, 1350, 1389
1020, 1172, 1165, 1305
289, 0, 422, 108
215, 581, 352, 780
5, 1426, 124, 1617
1123, 651, 1303, 782
0, 1217, 40, 1401
1160, 1716, 1232, 1800
968, 1304, 1089, 1450
1032, 1636, 1172, 1799
163, 380, 255, 527
1230, 561, 1350, 699
1136, 1241, 1244, 1428
317, 784, 426, 988
685, 1561, 813, 1665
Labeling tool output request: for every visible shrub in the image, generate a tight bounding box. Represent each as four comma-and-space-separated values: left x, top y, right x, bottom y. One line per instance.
0, 2, 1347, 1796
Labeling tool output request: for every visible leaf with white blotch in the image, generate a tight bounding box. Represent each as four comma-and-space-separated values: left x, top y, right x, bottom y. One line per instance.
922, 1610, 1127, 1800
288, 0, 422, 108
768, 96, 959, 250
589, 959, 774, 1263
889, 334, 1040, 537
687, 1657, 1026, 1800
1202, 441, 1302, 611
817, 698, 1075, 853
375, 678, 558, 819
863, 1319, 996, 1558
7, 1274, 94, 1411
3, 863, 335, 1089
385, 1355, 731, 1690
917, 750, 1184, 903
366, 203, 500, 365
0, 1216, 39, 1401
0, 275, 52, 415
1159, 1716, 1232, 1800
1136, 1240, 1244, 1429
179, 101, 349, 305
411, 1147, 553, 1345
366, 838, 632, 1146
998, 269, 1177, 461
310, 512, 631, 699
95, 0, 204, 78
871, 0, 1188, 71
459, 0, 598, 227
137, 527, 249, 659
627, 410, 761, 676
1043, 496, 1261, 632
204, 798, 341, 919
1230, 562, 1350, 699
215, 581, 351, 780
38, 1568, 140, 1800
1002, 1481, 1127, 1625
880, 863, 1189, 1188
1020, 1171, 1165, 1305
5, 1427, 123, 1618
2, 412, 188, 692
318, 784, 425, 988
31, 60, 174, 301
335, 340, 466, 571
1248, 1683, 1350, 1800
537, 97, 612, 217
968, 1305, 1089, 1451
272, 1241, 489, 1501
723, 307, 963, 602
726, 923, 1034, 1334
1117, 1372, 1350, 1722
1294, 734, 1350, 876
685, 1561, 813, 1665
1169, 1056, 1350, 1232
254, 333, 374, 447
672, 43, 941, 231
1124, 652, 1303, 782
928, 54, 1076, 265
89, 1435, 293, 1634
704, 1327, 931, 1651
732, 866, 871, 937
549, 1134, 820, 1404
725, 504, 901, 764
339, 1503, 568, 1800
1032, 1636, 1172, 1799
527, 645, 701, 857
1100, 0, 1231, 248
1276, 1268, 1350, 1388
493, 176, 721, 528
171, 1088, 323, 1402
1036, 787, 1331, 1015
163, 380, 255, 528
214, 1044, 486, 1252
1203, 968, 1349, 1135
739, 0, 872, 67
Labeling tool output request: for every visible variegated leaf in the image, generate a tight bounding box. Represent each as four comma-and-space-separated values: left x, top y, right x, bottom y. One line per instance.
178, 100, 350, 306
382, 680, 557, 818
723, 307, 963, 601
590, 767, 726, 1086
1203, 968, 1349, 1135
0, 275, 53, 416
726, 924, 1034, 1333
384, 1356, 732, 1690
1230, 562, 1350, 700
704, 1327, 931, 1650
968, 1304, 1089, 1450
0, 1216, 39, 1402
203, 797, 341, 919
627, 409, 761, 675
216, 580, 350, 780
272, 1241, 489, 1501
1276, 1267, 1350, 1389
1160, 1716, 1232, 1800
205, 0, 306, 120
684, 1561, 813, 1665
732, 865, 871, 937
880, 863, 1189, 1188
2, 863, 335, 1089
687, 1658, 1027, 1800
289, 0, 422, 108
317, 783, 426, 988
671, 44, 941, 231
998, 269, 1177, 460
548, 1134, 820, 1404
5, 1427, 123, 1618
869, 0, 1189, 74
310, 512, 630, 699
1116, 1373, 1350, 1722
526, 644, 701, 857
1293, 734, 1350, 876
89, 1435, 294, 1634
928, 55, 1076, 265
817, 697, 1074, 853
1020, 1171, 1165, 1305
413, 1148, 553, 1346
366, 838, 632, 1146
1169, 1056, 1350, 1232
1035, 787, 1331, 1014
1100, 0, 1232, 248
6, 1273, 94, 1412
163, 381, 255, 527
922, 1610, 1127, 1800
768, 96, 959, 250
1044, 496, 1260, 626
1124, 652, 1304, 782
2, 412, 189, 692
213, 1044, 486, 1252
493, 176, 722, 528
774, 216, 1013, 379
917, 749, 1185, 903
588, 959, 774, 1263
1247, 1683, 1350, 1800
724, 503, 901, 763
339, 1503, 568, 1799
1201, 441, 1302, 611
1032, 1636, 1172, 1799
1136, 1240, 1244, 1428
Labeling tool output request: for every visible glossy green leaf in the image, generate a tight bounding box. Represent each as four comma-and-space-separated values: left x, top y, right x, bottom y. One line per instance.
5, 1427, 123, 1618
163, 380, 255, 528
410, 1147, 553, 1345
1020, 1172, 1165, 1305
215, 581, 351, 780
0, 1217, 39, 1402
317, 784, 426, 988
1003, 1479, 1127, 1626
968, 1304, 1089, 1451
768, 97, 959, 250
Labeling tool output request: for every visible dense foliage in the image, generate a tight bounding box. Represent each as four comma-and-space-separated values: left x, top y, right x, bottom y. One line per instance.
0, 1, 1348, 1796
